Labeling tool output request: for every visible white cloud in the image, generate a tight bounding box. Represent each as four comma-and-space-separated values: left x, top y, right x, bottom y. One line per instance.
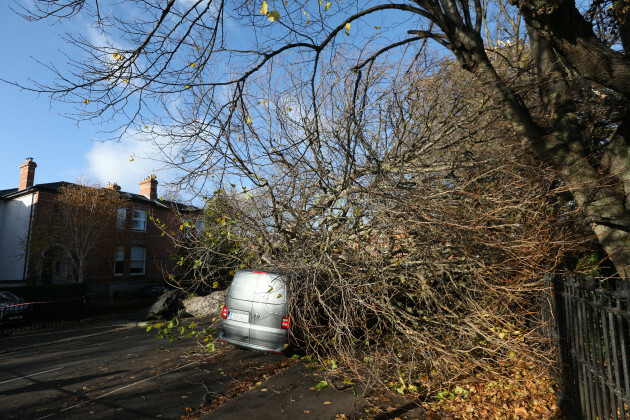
85, 136, 166, 194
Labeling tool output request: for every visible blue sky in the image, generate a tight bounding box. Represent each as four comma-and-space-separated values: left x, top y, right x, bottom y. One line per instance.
0, 1, 426, 199
0, 3, 167, 196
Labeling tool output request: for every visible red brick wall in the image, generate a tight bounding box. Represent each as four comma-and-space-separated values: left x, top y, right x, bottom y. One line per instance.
26, 191, 182, 285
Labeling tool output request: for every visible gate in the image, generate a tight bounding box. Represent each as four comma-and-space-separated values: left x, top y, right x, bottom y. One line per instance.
548, 273, 630, 420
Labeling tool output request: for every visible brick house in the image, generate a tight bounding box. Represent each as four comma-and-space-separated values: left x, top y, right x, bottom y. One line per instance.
0, 158, 195, 295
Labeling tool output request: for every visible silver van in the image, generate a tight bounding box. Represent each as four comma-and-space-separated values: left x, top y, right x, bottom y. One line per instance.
218, 269, 290, 353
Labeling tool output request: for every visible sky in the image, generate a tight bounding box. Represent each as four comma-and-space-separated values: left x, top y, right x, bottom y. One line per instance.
0, 1, 423, 200
0, 2, 167, 196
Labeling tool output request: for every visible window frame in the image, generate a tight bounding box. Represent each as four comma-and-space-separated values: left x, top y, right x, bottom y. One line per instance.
131, 209, 147, 232
114, 246, 124, 276
129, 246, 146, 275
116, 208, 127, 230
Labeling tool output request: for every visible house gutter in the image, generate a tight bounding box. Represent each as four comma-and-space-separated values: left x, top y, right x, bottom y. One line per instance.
22, 190, 35, 282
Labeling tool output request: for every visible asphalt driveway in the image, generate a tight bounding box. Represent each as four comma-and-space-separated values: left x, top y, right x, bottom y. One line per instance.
0, 319, 256, 419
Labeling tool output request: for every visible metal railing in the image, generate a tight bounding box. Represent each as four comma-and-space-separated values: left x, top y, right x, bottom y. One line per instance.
547, 273, 630, 420
0, 297, 89, 334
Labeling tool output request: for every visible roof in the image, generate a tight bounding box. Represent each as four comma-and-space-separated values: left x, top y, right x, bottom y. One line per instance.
0, 182, 197, 212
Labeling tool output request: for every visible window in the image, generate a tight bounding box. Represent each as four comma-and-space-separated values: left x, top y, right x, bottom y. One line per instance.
132, 209, 147, 231
116, 208, 127, 230
183, 218, 194, 238
130, 246, 146, 275
114, 246, 124, 276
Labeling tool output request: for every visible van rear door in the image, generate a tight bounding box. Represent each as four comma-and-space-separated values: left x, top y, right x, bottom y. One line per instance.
222, 271, 258, 345
249, 273, 288, 351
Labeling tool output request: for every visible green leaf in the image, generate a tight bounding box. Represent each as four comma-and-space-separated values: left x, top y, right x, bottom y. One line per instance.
206, 343, 216, 352
315, 380, 328, 390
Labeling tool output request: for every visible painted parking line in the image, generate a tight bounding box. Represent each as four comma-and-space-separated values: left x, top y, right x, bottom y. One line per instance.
36, 361, 199, 420
0, 324, 139, 355
0, 367, 62, 385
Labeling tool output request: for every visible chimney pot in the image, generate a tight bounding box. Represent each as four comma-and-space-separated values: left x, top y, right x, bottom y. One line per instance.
105, 182, 122, 192
19, 158, 37, 190
139, 176, 158, 199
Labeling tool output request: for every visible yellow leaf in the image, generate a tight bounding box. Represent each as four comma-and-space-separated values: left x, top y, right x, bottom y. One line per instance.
130, 155, 135, 162
185, 85, 190, 89
323, 401, 331, 405
113, 52, 123, 61
124, 79, 129, 83
325, 2, 331, 11
260, 1, 268, 14
182, 156, 186, 162
374, 26, 381, 29
83, 98, 90, 105
345, 22, 351, 31
246, 115, 252, 124
195, 45, 200, 51
267, 10, 280, 22
144, 125, 148, 129
190, 62, 196, 67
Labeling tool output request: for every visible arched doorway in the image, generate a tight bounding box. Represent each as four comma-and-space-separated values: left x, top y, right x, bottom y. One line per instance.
40, 245, 73, 284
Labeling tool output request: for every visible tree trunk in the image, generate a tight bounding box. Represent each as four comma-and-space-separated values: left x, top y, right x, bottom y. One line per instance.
445, 20, 630, 276
78, 257, 84, 284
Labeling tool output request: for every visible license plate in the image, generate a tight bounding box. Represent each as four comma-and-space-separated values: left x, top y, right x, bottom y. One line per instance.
228, 312, 249, 322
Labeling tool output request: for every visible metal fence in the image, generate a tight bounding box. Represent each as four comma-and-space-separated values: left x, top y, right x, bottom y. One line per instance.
547, 273, 630, 420
0, 297, 89, 334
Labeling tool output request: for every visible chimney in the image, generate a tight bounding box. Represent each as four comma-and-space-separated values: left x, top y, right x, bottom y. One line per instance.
19, 158, 37, 190
105, 182, 122, 192
139, 176, 158, 199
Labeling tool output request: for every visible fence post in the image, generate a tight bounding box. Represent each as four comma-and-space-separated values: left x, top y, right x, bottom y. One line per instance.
550, 273, 584, 420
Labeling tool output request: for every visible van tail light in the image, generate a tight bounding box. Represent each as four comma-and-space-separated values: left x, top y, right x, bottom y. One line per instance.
221, 305, 228, 319
281, 315, 292, 329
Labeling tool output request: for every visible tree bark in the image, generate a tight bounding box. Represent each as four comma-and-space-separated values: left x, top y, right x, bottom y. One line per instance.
442, 15, 630, 275
516, 0, 630, 98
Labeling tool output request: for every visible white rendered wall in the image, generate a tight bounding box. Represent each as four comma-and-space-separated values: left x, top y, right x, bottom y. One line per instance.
0, 194, 34, 282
